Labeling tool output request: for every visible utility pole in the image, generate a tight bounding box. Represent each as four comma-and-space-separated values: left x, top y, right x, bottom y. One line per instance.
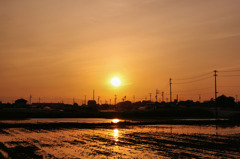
85, 95, 87, 105
38, 97, 40, 103
133, 96, 135, 103
214, 70, 218, 100
155, 89, 159, 102
149, 93, 152, 102
29, 94, 32, 105
199, 94, 201, 102
114, 94, 117, 105
170, 78, 172, 102
236, 95, 238, 103
109, 99, 111, 105
214, 70, 218, 119
98, 96, 100, 105
93, 89, 95, 100
162, 92, 164, 102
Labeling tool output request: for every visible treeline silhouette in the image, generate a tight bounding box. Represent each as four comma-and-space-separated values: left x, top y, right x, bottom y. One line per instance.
0, 94, 240, 120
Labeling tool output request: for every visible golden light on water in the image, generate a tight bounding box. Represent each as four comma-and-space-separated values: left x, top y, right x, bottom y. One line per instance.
112, 119, 120, 123
113, 129, 119, 142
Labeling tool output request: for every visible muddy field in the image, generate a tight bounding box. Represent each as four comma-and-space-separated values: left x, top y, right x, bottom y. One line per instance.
0, 124, 240, 158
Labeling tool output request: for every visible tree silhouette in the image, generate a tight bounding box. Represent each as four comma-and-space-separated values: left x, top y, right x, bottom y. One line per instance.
216, 95, 235, 107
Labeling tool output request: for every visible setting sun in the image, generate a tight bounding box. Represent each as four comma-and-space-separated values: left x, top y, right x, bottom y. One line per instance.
112, 119, 120, 123
111, 77, 121, 87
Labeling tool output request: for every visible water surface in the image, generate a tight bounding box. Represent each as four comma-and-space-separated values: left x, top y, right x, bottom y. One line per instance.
0, 123, 240, 158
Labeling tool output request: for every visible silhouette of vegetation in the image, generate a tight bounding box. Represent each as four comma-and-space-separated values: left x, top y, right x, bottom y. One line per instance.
216, 95, 235, 107
0, 95, 239, 121
14, 98, 27, 106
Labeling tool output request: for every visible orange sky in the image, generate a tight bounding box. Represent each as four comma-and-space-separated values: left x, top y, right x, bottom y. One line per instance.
0, 0, 240, 104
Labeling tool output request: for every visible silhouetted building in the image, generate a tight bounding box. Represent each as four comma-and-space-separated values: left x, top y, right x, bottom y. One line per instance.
73, 103, 78, 106
15, 98, 27, 105
88, 100, 97, 106
117, 101, 132, 111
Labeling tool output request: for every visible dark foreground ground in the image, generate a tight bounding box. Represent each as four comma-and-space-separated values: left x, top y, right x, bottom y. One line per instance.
0, 123, 240, 158
1, 120, 240, 158
1, 107, 240, 158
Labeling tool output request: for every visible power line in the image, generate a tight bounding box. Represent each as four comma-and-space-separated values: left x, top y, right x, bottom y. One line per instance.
174, 87, 213, 93
220, 75, 240, 77
173, 91, 214, 95
174, 72, 212, 81
219, 86, 240, 88
219, 69, 240, 73
173, 76, 213, 84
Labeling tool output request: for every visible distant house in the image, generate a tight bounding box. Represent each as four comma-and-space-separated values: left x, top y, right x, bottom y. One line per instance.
15, 98, 27, 105
88, 100, 97, 106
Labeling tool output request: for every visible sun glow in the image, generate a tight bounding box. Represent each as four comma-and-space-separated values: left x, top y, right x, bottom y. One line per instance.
111, 77, 121, 87
112, 119, 120, 123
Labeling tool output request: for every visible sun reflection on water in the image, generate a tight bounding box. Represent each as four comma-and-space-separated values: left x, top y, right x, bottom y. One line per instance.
113, 128, 119, 143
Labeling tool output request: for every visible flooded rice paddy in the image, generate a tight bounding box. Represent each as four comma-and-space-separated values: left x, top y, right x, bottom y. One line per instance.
0, 118, 124, 124
0, 120, 240, 158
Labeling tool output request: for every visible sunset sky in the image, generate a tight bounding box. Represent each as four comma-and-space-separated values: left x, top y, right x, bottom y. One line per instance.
1, 0, 240, 104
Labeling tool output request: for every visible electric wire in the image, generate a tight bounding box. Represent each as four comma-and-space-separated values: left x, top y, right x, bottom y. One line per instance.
219, 69, 240, 73
174, 87, 213, 93
219, 75, 240, 77
173, 76, 213, 84
219, 86, 240, 88
174, 72, 212, 81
